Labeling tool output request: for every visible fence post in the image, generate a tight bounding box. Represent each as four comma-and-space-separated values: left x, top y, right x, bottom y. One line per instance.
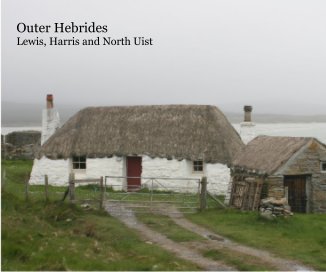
44, 175, 49, 202
99, 176, 104, 210
25, 175, 29, 202
200, 176, 207, 211
69, 173, 75, 202
1, 168, 6, 190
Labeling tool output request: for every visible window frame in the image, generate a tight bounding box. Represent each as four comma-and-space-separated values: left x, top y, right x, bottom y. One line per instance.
72, 155, 87, 170
321, 161, 326, 172
193, 160, 204, 173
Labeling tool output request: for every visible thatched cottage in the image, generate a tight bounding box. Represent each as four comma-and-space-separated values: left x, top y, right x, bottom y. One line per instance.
30, 95, 244, 194
229, 136, 326, 213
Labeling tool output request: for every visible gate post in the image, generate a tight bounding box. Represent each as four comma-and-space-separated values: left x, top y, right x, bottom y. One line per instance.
200, 176, 207, 211
44, 175, 49, 202
25, 175, 30, 202
69, 173, 75, 202
99, 176, 104, 210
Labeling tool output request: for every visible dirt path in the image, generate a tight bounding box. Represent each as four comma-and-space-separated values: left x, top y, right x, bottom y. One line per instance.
105, 202, 313, 271
162, 207, 312, 271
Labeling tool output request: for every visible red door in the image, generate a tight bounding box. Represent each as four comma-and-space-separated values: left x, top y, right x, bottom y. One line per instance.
127, 157, 142, 191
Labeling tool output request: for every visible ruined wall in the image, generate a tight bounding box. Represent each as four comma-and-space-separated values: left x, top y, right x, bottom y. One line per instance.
1, 131, 41, 159
3, 131, 40, 147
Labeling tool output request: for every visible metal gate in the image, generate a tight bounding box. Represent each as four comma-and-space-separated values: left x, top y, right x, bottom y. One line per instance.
104, 176, 202, 214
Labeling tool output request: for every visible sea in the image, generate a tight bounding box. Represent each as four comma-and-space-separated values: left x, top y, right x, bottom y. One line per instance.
2, 123, 326, 144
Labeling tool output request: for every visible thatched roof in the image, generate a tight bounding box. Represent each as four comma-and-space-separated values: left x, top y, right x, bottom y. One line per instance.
232, 136, 313, 174
39, 105, 244, 163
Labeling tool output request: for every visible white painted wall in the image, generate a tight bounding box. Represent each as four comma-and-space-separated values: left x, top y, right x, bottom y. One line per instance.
240, 122, 256, 144
206, 163, 231, 195
29, 156, 70, 186
74, 156, 125, 190
141, 156, 194, 192
41, 108, 60, 145
141, 155, 230, 194
29, 155, 231, 195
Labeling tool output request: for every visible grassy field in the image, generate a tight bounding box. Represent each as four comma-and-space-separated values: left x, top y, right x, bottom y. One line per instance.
1, 160, 200, 271
3, 160, 326, 271
187, 209, 326, 270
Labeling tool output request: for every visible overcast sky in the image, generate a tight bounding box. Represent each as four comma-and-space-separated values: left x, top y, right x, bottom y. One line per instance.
2, 0, 326, 115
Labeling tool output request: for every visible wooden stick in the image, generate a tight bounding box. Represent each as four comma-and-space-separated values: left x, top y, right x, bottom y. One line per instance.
200, 176, 207, 211
99, 176, 104, 209
44, 175, 49, 202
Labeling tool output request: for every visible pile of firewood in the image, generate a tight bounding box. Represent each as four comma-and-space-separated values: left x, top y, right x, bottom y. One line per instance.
259, 197, 293, 219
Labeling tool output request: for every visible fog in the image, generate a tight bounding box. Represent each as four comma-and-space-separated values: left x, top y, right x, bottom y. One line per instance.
2, 0, 326, 115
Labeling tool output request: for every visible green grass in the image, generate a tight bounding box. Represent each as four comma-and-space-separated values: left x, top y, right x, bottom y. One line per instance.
187, 208, 326, 270
203, 248, 277, 271
136, 213, 204, 242
2, 160, 200, 271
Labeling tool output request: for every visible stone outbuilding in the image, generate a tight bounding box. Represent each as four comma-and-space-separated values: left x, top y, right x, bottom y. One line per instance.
229, 135, 326, 213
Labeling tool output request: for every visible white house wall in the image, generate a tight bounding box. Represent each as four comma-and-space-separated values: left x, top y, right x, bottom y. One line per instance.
141, 155, 230, 194
29, 155, 231, 195
78, 157, 125, 190
206, 163, 230, 195
29, 156, 70, 186
141, 156, 193, 192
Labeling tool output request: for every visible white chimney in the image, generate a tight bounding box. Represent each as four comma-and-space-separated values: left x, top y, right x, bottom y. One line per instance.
240, 105, 256, 144
41, 94, 60, 145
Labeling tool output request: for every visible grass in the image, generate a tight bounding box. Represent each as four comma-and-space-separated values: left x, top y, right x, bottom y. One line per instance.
136, 213, 204, 242
4, 160, 326, 270
187, 208, 326, 270
203, 248, 278, 271
2, 160, 200, 271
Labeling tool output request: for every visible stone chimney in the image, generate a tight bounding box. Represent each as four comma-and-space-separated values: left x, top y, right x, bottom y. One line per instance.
47, 94, 54, 109
41, 94, 60, 145
244, 105, 252, 122
240, 105, 256, 144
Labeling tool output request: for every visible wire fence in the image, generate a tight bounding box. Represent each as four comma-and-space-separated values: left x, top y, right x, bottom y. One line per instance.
2, 167, 227, 213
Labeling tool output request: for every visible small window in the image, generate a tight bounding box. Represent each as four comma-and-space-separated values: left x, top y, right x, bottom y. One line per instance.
193, 160, 203, 172
321, 162, 326, 172
72, 156, 86, 169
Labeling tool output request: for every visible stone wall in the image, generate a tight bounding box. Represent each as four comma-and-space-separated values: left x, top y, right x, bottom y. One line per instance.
2, 131, 41, 147
275, 139, 326, 213
266, 176, 284, 199
1, 131, 41, 159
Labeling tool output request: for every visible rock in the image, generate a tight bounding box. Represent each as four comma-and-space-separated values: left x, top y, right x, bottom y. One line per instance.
260, 197, 292, 218
260, 209, 275, 220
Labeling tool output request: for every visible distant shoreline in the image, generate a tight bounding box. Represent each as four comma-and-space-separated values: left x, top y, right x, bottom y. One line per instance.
2, 123, 326, 144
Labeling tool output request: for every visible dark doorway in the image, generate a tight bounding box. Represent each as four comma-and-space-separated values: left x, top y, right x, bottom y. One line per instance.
126, 157, 142, 191
284, 175, 307, 213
